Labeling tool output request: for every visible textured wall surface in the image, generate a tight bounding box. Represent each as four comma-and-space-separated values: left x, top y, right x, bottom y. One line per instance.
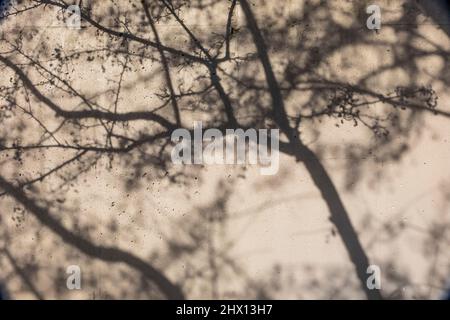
0, 0, 449, 299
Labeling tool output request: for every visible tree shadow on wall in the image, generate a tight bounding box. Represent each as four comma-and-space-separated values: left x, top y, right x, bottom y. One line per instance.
0, 0, 449, 299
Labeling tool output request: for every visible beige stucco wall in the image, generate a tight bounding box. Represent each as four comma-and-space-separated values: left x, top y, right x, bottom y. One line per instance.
0, 0, 449, 299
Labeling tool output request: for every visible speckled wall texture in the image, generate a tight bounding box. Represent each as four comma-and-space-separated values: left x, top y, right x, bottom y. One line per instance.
0, 0, 449, 299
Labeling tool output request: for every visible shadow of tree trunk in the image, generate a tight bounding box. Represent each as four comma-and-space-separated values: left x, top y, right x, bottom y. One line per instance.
239, 0, 382, 300
0, 176, 184, 300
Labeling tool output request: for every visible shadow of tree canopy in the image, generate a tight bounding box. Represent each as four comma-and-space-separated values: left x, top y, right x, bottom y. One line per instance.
0, 0, 449, 299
